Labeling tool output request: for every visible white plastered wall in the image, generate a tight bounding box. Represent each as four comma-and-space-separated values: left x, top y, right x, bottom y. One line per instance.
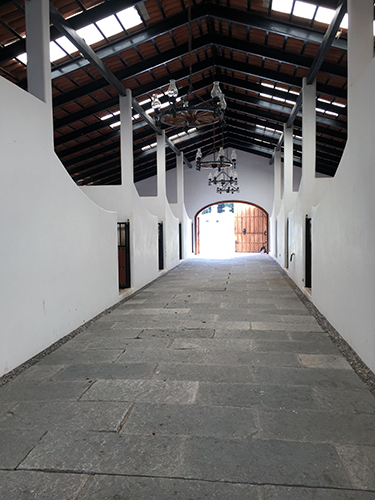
270, 0, 375, 373
169, 153, 193, 260
313, 56, 375, 373
0, 76, 119, 376
141, 132, 180, 271
137, 149, 275, 253
81, 93, 160, 292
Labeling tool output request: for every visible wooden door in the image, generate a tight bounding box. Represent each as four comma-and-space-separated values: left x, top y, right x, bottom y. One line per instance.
234, 203, 268, 253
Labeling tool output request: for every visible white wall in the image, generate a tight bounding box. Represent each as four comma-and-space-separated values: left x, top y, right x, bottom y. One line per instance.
81, 184, 160, 292
312, 57, 375, 373
136, 150, 274, 220
0, 76, 119, 376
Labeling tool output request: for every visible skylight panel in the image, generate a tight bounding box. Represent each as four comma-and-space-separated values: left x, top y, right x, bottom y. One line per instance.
315, 7, 335, 24
272, 0, 293, 14
340, 13, 349, 29
55, 36, 78, 55
16, 53, 27, 64
77, 24, 104, 45
100, 110, 120, 121
49, 41, 66, 62
273, 96, 285, 102
293, 1, 316, 20
110, 121, 121, 128
96, 15, 123, 38
116, 6, 142, 30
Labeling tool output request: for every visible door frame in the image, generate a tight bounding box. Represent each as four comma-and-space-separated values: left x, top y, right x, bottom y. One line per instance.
194, 200, 269, 255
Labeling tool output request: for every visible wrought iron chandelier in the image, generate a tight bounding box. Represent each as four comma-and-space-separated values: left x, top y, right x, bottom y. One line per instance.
195, 146, 239, 194
151, 79, 226, 128
150, 0, 226, 129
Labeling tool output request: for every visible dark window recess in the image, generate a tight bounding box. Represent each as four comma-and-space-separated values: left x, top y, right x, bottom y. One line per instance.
305, 217, 312, 288
158, 222, 164, 270
118, 222, 131, 289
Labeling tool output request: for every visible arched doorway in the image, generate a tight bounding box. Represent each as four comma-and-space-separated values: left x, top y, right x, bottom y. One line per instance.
195, 201, 268, 255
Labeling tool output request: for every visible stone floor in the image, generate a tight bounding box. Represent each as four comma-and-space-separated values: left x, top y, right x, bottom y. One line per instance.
1, 254, 375, 499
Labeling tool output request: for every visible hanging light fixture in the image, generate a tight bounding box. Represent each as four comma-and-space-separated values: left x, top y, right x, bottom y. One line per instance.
196, 146, 239, 194
151, 80, 226, 129
151, 0, 226, 128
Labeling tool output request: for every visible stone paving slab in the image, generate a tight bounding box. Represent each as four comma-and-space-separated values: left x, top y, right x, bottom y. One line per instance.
154, 362, 254, 383
336, 445, 375, 490
2, 254, 375, 498
76, 327, 143, 341
203, 349, 301, 366
0, 401, 131, 432
85, 337, 169, 349
20, 431, 184, 476
0, 380, 92, 402
257, 408, 375, 445
180, 436, 352, 488
81, 379, 199, 404
264, 485, 375, 499
123, 402, 259, 438
0, 471, 88, 500
171, 338, 253, 350
139, 328, 215, 338
37, 349, 124, 365
116, 347, 207, 364
11, 364, 65, 382
251, 321, 323, 332
253, 339, 340, 354
313, 387, 375, 413
80, 475, 263, 500
0, 429, 46, 469
252, 366, 365, 389
51, 362, 157, 381
196, 382, 315, 410
299, 353, 352, 369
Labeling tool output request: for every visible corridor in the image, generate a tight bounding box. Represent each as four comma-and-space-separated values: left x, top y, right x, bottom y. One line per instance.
1, 255, 375, 499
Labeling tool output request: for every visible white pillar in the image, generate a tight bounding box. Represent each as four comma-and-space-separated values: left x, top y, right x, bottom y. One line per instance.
301, 77, 316, 184
156, 131, 166, 199
348, 0, 374, 89
120, 91, 133, 186
176, 152, 184, 207
25, 0, 52, 109
283, 123, 294, 199
273, 149, 282, 213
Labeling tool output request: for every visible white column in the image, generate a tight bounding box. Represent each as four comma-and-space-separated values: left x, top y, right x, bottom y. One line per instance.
273, 148, 282, 213
348, 0, 374, 89
156, 131, 166, 199
120, 91, 133, 186
25, 0, 52, 108
301, 77, 316, 184
176, 152, 184, 207
283, 123, 294, 199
